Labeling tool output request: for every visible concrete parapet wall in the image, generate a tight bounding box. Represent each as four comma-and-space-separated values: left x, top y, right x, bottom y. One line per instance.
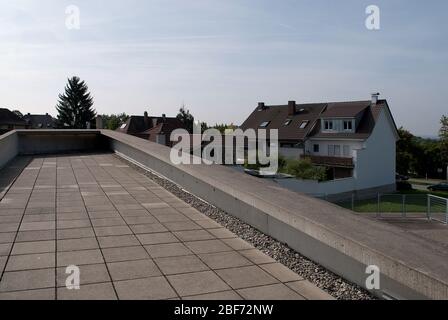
0, 131, 19, 170
16, 130, 107, 155
102, 130, 448, 300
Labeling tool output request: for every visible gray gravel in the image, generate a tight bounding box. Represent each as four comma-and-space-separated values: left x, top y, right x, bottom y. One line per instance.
118, 155, 375, 300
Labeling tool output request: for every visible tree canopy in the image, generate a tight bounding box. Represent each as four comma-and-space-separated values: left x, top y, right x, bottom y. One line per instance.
101, 113, 129, 130
56, 76, 96, 129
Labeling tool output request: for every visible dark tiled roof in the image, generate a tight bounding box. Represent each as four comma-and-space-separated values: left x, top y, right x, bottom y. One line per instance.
240, 103, 326, 142
0, 108, 26, 126
23, 114, 56, 129
241, 99, 393, 142
142, 118, 186, 136
320, 101, 370, 118
116, 115, 148, 134
116, 114, 185, 136
309, 100, 388, 140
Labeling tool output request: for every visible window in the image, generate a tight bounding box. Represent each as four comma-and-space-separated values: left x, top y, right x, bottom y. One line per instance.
328, 144, 341, 156
343, 120, 353, 131
324, 120, 333, 130
259, 121, 270, 128
334, 145, 341, 156
299, 120, 309, 129
313, 144, 319, 153
343, 145, 350, 157
120, 123, 127, 129
283, 119, 292, 126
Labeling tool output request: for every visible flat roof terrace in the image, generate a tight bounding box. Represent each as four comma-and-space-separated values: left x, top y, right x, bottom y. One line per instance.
0, 153, 331, 300
0, 129, 446, 300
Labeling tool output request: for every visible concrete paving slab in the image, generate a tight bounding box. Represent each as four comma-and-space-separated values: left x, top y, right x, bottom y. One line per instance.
155, 255, 209, 275
0, 154, 330, 300
114, 277, 177, 300
167, 270, 231, 297
107, 259, 161, 281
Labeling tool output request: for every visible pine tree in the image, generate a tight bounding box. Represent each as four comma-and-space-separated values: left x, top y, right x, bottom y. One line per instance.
56, 76, 96, 128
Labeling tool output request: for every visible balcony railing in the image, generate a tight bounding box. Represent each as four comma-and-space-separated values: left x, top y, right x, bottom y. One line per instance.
303, 155, 354, 168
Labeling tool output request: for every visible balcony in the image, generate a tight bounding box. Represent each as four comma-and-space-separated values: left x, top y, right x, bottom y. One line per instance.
0, 130, 447, 300
303, 155, 354, 168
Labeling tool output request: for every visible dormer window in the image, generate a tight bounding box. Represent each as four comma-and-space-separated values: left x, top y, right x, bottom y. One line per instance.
343, 120, 353, 131
299, 120, 309, 129
324, 120, 333, 130
283, 119, 292, 126
259, 121, 270, 128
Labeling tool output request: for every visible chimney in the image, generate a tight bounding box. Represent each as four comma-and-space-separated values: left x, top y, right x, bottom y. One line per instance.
288, 101, 296, 116
143, 111, 149, 128
162, 114, 166, 122
257, 102, 265, 111
371, 92, 380, 105
95, 115, 103, 129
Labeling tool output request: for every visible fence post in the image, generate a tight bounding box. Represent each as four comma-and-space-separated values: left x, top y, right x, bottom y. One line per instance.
427, 194, 430, 221
446, 197, 448, 224
402, 194, 406, 218
376, 193, 381, 218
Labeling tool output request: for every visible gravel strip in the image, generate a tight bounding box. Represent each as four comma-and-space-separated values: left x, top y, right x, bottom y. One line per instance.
117, 155, 375, 300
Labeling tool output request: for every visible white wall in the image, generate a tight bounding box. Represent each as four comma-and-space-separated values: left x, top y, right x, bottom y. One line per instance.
305, 139, 364, 158
279, 147, 303, 159
355, 109, 396, 189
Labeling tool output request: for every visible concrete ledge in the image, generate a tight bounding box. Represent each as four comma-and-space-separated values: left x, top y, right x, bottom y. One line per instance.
102, 130, 448, 300
0, 131, 19, 170
16, 129, 107, 155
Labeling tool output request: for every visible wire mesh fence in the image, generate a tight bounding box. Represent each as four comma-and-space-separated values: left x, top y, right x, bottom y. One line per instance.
428, 195, 448, 224
334, 193, 447, 224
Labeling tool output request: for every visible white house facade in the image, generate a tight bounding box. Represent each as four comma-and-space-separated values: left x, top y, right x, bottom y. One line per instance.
240, 94, 399, 199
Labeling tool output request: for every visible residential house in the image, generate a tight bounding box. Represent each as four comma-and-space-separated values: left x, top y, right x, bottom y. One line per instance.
0, 108, 27, 135
240, 93, 399, 197
116, 111, 186, 147
23, 113, 56, 129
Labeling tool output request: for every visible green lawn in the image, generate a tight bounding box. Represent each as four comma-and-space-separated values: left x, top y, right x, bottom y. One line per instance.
336, 189, 448, 213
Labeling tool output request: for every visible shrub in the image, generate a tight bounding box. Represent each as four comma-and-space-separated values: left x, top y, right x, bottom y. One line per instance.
285, 158, 327, 181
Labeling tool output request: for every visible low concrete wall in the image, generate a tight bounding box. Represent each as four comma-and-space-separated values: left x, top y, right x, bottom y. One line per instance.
16, 130, 107, 155
102, 130, 448, 300
0, 131, 19, 170
274, 177, 396, 202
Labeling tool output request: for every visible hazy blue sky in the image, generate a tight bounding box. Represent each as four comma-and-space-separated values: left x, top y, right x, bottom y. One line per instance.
1, 0, 447, 136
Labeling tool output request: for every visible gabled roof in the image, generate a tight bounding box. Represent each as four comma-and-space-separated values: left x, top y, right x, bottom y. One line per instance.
0, 108, 26, 126
308, 100, 392, 140
116, 114, 185, 136
116, 115, 148, 134
240, 103, 326, 142
320, 101, 370, 118
141, 118, 186, 136
23, 114, 55, 128
240, 99, 396, 142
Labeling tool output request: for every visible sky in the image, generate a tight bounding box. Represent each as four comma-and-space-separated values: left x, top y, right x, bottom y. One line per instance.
0, 0, 447, 137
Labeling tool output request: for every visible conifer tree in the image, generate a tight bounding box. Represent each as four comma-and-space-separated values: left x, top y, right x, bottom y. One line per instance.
56, 76, 96, 128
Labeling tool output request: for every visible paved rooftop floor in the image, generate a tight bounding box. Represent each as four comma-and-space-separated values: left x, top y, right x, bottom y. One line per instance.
0, 153, 333, 300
